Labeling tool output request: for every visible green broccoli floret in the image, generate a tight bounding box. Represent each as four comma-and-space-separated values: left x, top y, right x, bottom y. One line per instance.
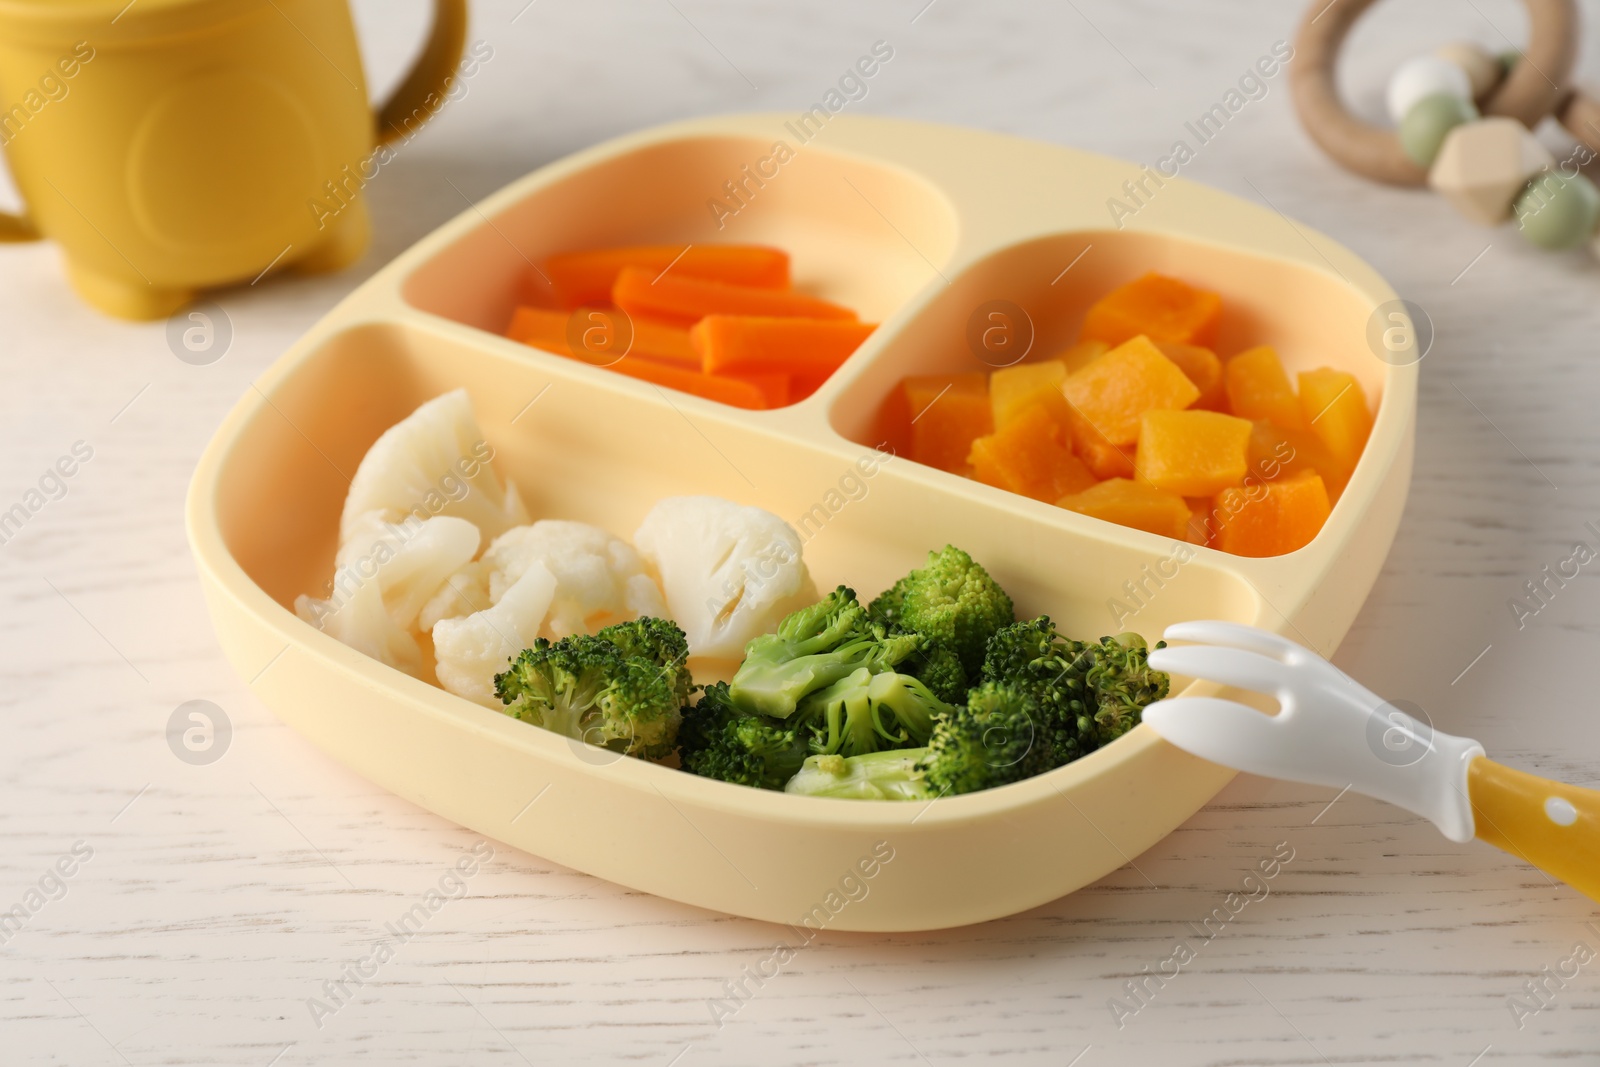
898, 637, 968, 704
797, 667, 953, 757
917, 681, 1053, 796
678, 682, 809, 789
866, 576, 907, 631
593, 616, 693, 707
1081, 632, 1169, 745
783, 750, 933, 800
982, 616, 1168, 763
869, 546, 1014, 677
494, 625, 686, 760
728, 586, 920, 718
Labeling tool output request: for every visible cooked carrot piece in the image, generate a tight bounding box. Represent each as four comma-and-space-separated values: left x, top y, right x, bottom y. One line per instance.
1225, 345, 1304, 431
537, 245, 790, 307
1057, 479, 1192, 540
544, 346, 786, 409
1155, 341, 1226, 411
1210, 472, 1331, 556
896, 373, 992, 473
968, 404, 1097, 502
612, 267, 856, 327
690, 316, 876, 376
1062, 335, 1200, 446
1081, 273, 1223, 348
507, 306, 698, 367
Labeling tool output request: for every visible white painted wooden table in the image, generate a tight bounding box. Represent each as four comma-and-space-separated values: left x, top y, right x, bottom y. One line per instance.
1, 1, 1596, 1063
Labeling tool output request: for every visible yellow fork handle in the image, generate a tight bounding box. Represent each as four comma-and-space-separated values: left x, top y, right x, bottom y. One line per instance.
1468, 756, 1600, 902
374, 0, 470, 147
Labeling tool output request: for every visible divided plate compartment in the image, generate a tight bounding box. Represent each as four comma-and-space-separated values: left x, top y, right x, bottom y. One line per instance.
187, 114, 1416, 931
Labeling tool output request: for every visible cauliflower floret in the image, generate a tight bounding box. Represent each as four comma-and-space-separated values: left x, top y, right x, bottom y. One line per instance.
296, 575, 425, 678
633, 496, 814, 659
418, 560, 491, 633
296, 514, 481, 673
337, 512, 481, 631
433, 560, 558, 708
477, 520, 668, 639
340, 389, 528, 547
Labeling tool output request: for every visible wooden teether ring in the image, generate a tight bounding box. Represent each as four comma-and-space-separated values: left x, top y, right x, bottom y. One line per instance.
1290, 0, 1579, 185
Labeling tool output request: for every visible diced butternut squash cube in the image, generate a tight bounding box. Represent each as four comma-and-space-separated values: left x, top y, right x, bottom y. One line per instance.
990, 360, 1072, 429
1057, 338, 1110, 375
1210, 472, 1331, 557
969, 403, 1097, 502
900, 373, 992, 473
1137, 409, 1252, 496
1081, 273, 1223, 348
1298, 367, 1373, 471
1062, 335, 1200, 446
1058, 478, 1192, 540
1225, 345, 1304, 431
1247, 420, 1350, 502
1076, 432, 1137, 480
1155, 341, 1226, 410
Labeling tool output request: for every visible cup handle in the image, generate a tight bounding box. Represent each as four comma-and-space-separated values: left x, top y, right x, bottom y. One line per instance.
0, 182, 40, 243
373, 0, 470, 147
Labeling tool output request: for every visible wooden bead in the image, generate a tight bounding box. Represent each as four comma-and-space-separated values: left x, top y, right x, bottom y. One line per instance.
1399, 94, 1478, 167
1428, 117, 1554, 224
1387, 55, 1473, 123
1434, 42, 1502, 101
1514, 172, 1600, 249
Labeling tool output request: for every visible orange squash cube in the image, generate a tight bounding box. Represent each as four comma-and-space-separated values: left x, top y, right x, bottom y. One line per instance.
1137, 409, 1252, 496
1247, 419, 1350, 502
1225, 345, 1304, 431
1298, 367, 1373, 471
1075, 432, 1137, 480
1155, 341, 1226, 411
1081, 273, 1223, 348
969, 403, 1097, 502
1057, 338, 1110, 375
990, 360, 1072, 429
1062, 335, 1200, 446
1211, 472, 1331, 557
1058, 478, 1192, 540
900, 373, 992, 474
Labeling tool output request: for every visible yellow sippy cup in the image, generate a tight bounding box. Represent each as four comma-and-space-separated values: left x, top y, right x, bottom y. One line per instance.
0, 0, 468, 320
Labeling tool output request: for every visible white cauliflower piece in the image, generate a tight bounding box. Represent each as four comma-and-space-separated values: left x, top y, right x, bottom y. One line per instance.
296, 575, 425, 678
340, 388, 528, 547
337, 512, 481, 631
432, 560, 558, 708
418, 560, 491, 632
479, 520, 668, 639
633, 496, 813, 659
295, 514, 480, 673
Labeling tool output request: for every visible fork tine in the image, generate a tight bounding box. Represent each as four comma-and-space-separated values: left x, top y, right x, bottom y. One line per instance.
1148, 645, 1293, 698
1142, 696, 1282, 770
1162, 621, 1309, 663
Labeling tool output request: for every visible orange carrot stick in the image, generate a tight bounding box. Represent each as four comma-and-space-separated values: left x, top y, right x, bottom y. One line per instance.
612, 267, 857, 327
536, 245, 790, 308
507, 306, 698, 368
689, 316, 877, 376
540, 343, 788, 410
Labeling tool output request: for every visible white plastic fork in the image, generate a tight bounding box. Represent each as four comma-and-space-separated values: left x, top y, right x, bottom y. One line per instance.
1143, 621, 1599, 902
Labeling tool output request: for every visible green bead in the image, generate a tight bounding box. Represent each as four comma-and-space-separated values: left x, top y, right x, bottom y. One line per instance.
1399, 93, 1478, 167
1514, 172, 1600, 250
